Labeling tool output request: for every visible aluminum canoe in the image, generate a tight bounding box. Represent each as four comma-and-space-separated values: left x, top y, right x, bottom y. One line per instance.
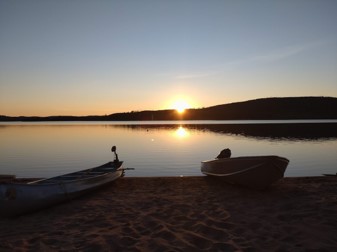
0, 161, 123, 217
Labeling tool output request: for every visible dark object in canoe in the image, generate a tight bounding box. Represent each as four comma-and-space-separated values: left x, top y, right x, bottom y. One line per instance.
0, 175, 16, 183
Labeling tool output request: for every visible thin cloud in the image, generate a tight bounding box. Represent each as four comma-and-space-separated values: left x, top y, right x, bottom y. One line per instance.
226, 40, 330, 67
165, 40, 331, 80
254, 41, 326, 62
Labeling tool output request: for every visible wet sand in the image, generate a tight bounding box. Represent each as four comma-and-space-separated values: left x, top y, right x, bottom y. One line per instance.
1, 176, 337, 251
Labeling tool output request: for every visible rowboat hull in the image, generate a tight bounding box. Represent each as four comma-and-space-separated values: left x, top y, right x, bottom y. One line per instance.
201, 156, 289, 189
0, 161, 123, 217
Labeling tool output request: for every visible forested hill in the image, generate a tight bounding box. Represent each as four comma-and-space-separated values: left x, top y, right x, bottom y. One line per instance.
183, 96, 337, 120
1, 97, 337, 121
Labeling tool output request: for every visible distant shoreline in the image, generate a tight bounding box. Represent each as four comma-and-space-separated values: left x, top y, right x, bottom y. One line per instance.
1, 119, 337, 124
1, 96, 337, 121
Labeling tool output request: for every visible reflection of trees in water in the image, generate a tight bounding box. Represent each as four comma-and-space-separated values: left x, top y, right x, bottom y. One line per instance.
113, 123, 337, 141
189, 123, 337, 140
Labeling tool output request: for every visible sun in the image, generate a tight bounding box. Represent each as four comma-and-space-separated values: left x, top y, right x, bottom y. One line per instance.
172, 100, 190, 113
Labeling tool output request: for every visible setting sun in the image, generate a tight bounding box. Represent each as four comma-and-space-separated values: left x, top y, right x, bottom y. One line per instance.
172, 100, 190, 113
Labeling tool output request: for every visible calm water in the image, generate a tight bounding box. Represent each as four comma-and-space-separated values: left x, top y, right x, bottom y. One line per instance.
0, 121, 336, 178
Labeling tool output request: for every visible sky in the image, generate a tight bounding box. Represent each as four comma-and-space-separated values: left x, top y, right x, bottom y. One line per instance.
1, 0, 337, 116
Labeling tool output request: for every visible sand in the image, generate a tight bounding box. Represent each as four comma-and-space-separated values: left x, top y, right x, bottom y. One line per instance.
0, 176, 337, 251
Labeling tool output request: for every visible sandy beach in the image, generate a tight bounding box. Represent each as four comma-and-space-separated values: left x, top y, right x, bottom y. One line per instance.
0, 176, 336, 251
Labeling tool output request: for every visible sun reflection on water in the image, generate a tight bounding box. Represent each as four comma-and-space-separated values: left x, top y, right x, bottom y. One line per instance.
174, 126, 190, 139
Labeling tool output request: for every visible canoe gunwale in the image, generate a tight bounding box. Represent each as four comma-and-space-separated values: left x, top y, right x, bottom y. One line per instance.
29, 161, 123, 185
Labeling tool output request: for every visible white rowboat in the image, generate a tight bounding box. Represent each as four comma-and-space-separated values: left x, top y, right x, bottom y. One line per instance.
201, 155, 289, 189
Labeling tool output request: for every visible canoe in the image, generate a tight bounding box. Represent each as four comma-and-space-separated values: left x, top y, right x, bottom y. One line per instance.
201, 155, 289, 189
0, 160, 124, 217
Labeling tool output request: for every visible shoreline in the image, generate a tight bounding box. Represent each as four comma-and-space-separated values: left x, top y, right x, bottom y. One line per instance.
1, 176, 337, 251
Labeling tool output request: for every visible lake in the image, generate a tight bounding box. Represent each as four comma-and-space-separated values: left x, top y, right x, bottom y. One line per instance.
1, 120, 336, 178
